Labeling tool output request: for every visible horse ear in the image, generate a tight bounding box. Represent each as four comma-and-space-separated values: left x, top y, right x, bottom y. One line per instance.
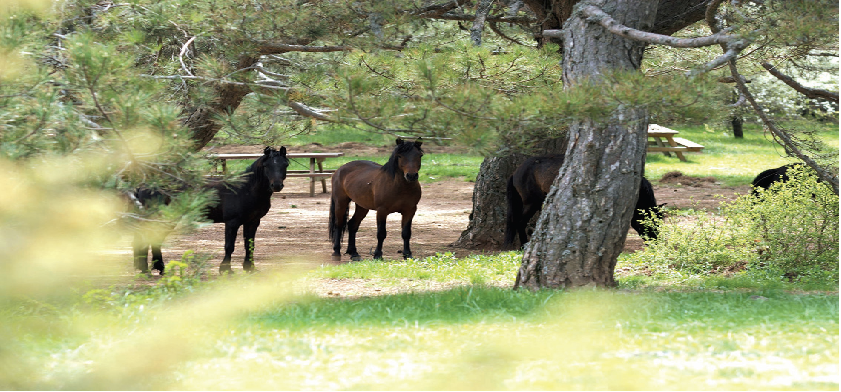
264, 146, 273, 155
414, 138, 423, 148
279, 146, 287, 156
395, 138, 404, 145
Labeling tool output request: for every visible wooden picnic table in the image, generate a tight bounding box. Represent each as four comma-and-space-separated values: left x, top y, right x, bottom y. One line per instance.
210, 152, 344, 197
647, 124, 704, 162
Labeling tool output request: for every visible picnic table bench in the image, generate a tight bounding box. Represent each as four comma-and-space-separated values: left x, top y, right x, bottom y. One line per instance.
647, 124, 705, 162
210, 152, 344, 197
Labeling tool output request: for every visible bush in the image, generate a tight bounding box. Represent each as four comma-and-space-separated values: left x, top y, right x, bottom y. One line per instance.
728, 166, 838, 283
628, 166, 838, 285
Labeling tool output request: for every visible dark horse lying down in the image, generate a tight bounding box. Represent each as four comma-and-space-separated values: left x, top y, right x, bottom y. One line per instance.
132, 146, 289, 274
329, 138, 424, 261
503, 154, 664, 249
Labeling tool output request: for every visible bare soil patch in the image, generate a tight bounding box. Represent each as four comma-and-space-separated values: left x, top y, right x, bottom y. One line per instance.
146, 171, 749, 272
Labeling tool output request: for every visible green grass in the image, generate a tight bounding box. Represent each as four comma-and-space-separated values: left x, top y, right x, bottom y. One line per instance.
287, 125, 394, 147
314, 251, 521, 285
645, 122, 839, 186
1, 246, 837, 390
11, 275, 834, 390
222, 151, 483, 182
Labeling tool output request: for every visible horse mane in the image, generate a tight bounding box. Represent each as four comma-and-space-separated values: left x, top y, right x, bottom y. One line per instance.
381, 140, 424, 178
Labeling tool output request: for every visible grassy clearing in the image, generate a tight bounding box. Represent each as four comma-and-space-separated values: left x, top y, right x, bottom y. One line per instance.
645, 122, 839, 186
9, 271, 836, 390
222, 152, 484, 182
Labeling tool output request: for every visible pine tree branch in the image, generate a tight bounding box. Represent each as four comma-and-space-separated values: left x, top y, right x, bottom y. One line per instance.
575, 5, 738, 48
287, 101, 336, 122
761, 62, 839, 103
256, 42, 352, 55
729, 60, 839, 195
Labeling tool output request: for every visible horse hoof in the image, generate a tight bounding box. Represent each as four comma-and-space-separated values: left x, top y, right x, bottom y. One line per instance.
402, 254, 412, 260
219, 266, 233, 275
331, 254, 342, 262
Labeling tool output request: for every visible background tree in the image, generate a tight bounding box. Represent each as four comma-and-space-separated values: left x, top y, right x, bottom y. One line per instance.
516, 0, 838, 290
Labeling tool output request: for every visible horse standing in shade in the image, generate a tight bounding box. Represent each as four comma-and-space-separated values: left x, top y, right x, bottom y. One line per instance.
503, 154, 664, 249
329, 138, 424, 261
133, 146, 289, 274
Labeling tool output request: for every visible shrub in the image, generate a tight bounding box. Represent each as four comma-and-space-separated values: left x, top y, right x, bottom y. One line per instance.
727, 166, 839, 283
629, 209, 757, 275
627, 166, 838, 285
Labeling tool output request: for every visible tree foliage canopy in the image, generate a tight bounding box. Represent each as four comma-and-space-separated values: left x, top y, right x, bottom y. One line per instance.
0, 0, 837, 226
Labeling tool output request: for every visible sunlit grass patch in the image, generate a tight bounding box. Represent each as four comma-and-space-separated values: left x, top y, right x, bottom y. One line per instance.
4, 257, 838, 390
184, 289, 838, 390
313, 251, 521, 285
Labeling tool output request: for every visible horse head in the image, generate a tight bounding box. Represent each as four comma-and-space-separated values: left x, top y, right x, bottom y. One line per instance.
261, 146, 289, 192
393, 138, 424, 182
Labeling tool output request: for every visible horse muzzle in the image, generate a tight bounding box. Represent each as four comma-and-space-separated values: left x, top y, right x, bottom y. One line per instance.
405, 172, 419, 182
271, 182, 284, 192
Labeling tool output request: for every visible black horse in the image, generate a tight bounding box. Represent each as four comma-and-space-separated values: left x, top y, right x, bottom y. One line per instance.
503, 154, 664, 249
329, 138, 424, 261
133, 146, 289, 274
751, 163, 799, 196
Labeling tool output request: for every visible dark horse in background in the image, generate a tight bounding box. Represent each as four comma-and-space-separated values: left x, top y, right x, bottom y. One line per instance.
329, 138, 424, 261
751, 163, 800, 196
503, 154, 664, 250
133, 146, 289, 274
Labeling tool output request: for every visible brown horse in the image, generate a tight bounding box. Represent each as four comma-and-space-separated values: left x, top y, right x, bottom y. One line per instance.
503, 154, 664, 249
329, 138, 424, 261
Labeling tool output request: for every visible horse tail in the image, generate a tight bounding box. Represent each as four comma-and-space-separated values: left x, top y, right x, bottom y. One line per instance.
632, 177, 662, 241
328, 197, 348, 242
503, 175, 522, 249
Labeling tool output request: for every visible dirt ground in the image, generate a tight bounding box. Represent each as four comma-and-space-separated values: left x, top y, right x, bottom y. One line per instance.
122, 144, 752, 294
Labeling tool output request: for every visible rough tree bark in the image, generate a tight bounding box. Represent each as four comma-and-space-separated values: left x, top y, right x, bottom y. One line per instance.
515, 0, 659, 289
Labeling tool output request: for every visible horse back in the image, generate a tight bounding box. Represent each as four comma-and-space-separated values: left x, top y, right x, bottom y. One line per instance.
752, 164, 799, 193
333, 160, 421, 212
204, 180, 271, 224
512, 155, 565, 203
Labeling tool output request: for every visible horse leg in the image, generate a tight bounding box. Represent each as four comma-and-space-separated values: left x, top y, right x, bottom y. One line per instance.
132, 233, 150, 273
346, 206, 369, 261
400, 207, 416, 260
518, 203, 542, 247
151, 243, 165, 275
373, 210, 388, 260
220, 223, 240, 273
331, 197, 350, 260
242, 220, 259, 272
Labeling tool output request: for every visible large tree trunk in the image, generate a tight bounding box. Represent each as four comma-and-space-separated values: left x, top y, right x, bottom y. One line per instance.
515, 0, 658, 289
